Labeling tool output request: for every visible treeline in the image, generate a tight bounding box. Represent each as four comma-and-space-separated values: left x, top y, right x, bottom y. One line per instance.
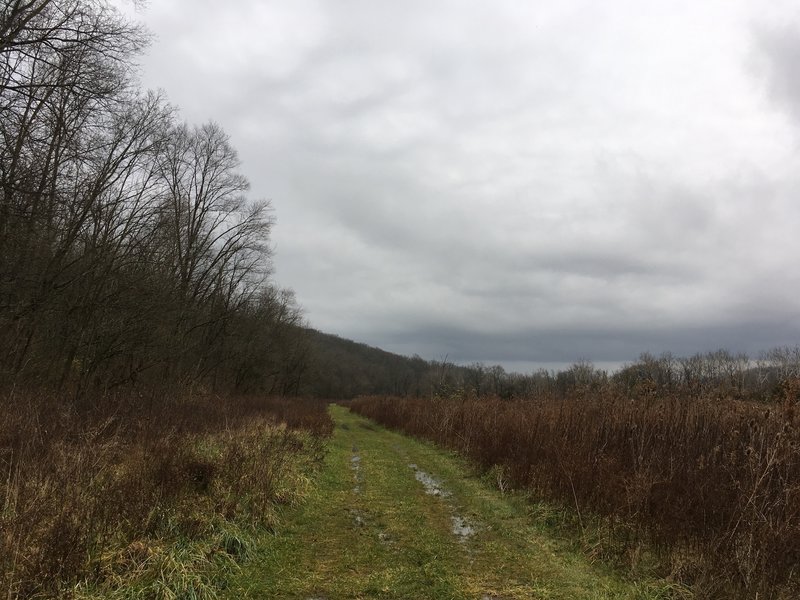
0, 0, 308, 396
297, 331, 519, 399
300, 330, 431, 398
301, 333, 800, 402
421, 347, 800, 403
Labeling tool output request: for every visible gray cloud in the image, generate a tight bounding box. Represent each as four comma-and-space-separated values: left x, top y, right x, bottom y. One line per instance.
755, 20, 800, 125
117, 0, 800, 370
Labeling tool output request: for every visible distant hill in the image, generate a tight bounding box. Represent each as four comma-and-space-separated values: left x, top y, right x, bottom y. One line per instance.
301, 329, 432, 398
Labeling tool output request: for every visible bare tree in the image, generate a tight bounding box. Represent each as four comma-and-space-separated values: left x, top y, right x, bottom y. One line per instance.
0, 0, 151, 382
1, 1, 305, 397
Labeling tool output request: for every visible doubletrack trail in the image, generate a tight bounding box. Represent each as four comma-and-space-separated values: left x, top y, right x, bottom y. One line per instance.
224, 405, 679, 599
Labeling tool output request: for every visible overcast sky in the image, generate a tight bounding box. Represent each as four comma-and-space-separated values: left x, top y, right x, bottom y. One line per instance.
120, 0, 800, 371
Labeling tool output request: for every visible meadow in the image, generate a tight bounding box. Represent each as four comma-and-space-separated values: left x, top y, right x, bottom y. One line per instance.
349, 379, 800, 598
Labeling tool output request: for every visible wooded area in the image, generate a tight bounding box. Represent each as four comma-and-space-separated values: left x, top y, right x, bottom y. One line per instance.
0, 0, 309, 397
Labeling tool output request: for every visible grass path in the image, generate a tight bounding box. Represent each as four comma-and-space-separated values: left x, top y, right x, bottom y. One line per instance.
224, 405, 678, 599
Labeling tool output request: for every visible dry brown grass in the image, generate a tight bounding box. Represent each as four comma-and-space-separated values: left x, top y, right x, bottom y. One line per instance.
0, 390, 332, 598
349, 385, 800, 598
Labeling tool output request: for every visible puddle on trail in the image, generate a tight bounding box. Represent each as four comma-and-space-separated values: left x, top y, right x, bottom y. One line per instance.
349, 509, 365, 527
351, 453, 363, 494
451, 515, 475, 540
408, 463, 477, 543
408, 463, 451, 497
349, 449, 366, 526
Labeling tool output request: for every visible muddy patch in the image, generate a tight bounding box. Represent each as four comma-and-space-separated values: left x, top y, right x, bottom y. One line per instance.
408, 463, 451, 498
451, 515, 475, 540
408, 463, 477, 543
348, 508, 365, 527
351, 451, 363, 494
349, 449, 366, 526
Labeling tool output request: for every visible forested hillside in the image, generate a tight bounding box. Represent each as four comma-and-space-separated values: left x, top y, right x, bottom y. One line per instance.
0, 0, 308, 398
301, 329, 431, 397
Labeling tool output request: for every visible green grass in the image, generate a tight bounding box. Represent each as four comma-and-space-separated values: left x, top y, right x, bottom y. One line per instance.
225, 405, 685, 599
67, 424, 323, 600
